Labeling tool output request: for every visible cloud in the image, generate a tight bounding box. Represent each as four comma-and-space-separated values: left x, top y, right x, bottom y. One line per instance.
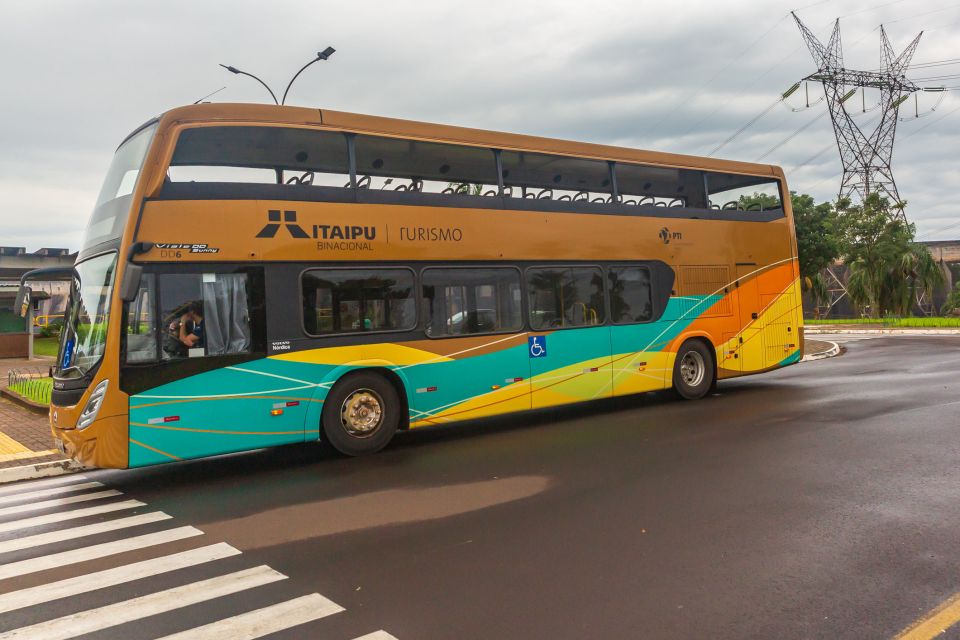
1, 0, 957, 249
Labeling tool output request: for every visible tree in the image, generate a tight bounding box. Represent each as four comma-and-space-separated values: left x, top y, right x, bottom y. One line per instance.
942, 283, 960, 316
791, 192, 839, 282
835, 193, 944, 317
791, 192, 839, 314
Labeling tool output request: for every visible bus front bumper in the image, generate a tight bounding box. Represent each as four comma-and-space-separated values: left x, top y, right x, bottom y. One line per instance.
50, 413, 130, 469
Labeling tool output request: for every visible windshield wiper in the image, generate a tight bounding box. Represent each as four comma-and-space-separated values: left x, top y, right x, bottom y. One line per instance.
57, 365, 84, 378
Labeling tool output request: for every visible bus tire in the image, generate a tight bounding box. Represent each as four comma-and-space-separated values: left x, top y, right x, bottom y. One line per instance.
322, 372, 400, 456
672, 339, 714, 400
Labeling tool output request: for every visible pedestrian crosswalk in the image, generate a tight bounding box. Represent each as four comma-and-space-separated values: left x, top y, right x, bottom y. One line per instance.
0, 473, 399, 639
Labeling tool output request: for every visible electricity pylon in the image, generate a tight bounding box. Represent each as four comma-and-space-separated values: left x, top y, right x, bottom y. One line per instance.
792, 12, 922, 220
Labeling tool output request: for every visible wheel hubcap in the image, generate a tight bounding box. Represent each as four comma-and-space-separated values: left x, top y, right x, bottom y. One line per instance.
680, 351, 705, 387
340, 389, 384, 438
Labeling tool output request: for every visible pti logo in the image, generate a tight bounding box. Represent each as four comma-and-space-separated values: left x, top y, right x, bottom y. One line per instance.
659, 227, 682, 244
256, 210, 309, 239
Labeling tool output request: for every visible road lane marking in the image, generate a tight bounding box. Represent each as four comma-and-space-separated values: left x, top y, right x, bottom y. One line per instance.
0, 511, 170, 555
0, 500, 145, 535
0, 542, 240, 615
0, 490, 121, 518
893, 591, 960, 640
0, 565, 287, 640
0, 481, 103, 507
155, 592, 344, 639
0, 526, 202, 580
0, 474, 88, 497
354, 632, 401, 640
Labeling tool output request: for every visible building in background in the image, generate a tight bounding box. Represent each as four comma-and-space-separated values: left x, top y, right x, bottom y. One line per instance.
0, 247, 76, 358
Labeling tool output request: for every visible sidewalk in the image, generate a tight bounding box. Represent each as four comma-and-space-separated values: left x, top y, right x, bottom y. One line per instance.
802, 338, 841, 361
804, 324, 960, 335
0, 356, 68, 470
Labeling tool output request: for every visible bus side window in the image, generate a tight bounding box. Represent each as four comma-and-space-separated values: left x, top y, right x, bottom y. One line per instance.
158, 273, 251, 359
421, 268, 523, 337
608, 266, 653, 324
526, 266, 605, 330
300, 268, 416, 336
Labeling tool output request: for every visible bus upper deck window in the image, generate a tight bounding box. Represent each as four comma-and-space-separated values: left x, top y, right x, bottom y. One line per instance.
501, 152, 612, 203
168, 126, 350, 188
353, 136, 498, 195
705, 172, 783, 213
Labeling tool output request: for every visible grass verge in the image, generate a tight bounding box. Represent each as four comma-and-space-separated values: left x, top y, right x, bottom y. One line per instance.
806, 317, 960, 327
9, 378, 53, 406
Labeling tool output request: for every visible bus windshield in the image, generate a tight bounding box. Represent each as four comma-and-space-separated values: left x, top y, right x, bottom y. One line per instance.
58, 252, 118, 378
80, 123, 157, 252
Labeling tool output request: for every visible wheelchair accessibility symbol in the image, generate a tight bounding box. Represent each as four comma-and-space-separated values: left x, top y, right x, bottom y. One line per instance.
528, 336, 547, 358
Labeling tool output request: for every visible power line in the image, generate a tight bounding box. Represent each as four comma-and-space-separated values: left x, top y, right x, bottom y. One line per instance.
910, 73, 960, 81
707, 96, 784, 157
880, 2, 960, 25
917, 219, 960, 239
757, 109, 829, 161
901, 98, 960, 137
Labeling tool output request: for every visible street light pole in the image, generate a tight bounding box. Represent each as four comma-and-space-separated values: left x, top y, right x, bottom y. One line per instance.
218, 64, 279, 105
281, 46, 335, 105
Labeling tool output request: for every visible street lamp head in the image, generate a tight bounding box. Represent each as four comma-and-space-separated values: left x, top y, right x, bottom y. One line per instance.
219, 64, 241, 74
317, 46, 336, 61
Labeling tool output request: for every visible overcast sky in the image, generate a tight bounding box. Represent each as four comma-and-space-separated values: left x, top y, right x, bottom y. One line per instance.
2, 0, 958, 251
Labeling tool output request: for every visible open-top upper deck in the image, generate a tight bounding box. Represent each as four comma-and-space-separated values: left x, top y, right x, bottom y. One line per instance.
147, 103, 784, 179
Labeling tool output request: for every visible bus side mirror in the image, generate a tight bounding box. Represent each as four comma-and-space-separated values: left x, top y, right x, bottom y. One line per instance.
14, 286, 31, 318
120, 241, 153, 302
119, 264, 143, 302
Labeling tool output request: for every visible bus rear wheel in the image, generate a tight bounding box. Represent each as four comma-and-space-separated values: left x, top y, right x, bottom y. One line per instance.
322, 372, 400, 456
672, 340, 714, 400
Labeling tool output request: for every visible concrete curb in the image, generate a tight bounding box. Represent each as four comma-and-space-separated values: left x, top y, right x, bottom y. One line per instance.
801, 341, 841, 362
0, 387, 49, 415
0, 458, 87, 485
804, 328, 960, 335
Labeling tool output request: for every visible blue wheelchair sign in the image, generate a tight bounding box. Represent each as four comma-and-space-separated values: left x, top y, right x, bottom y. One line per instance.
528, 336, 547, 358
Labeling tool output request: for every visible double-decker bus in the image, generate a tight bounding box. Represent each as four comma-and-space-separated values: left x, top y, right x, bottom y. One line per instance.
21, 103, 802, 469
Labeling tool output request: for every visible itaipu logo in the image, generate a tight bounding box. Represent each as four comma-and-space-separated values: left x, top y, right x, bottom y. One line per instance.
256, 210, 309, 238
659, 227, 682, 244
255, 209, 377, 250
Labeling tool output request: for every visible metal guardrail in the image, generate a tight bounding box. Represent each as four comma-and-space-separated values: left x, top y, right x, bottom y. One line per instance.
7, 367, 52, 405
33, 314, 64, 328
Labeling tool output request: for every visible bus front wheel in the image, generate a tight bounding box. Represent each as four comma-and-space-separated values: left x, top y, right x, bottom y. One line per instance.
672, 340, 715, 400
322, 372, 400, 456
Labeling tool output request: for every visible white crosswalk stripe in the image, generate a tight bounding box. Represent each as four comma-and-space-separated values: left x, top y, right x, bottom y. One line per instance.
0, 490, 121, 518
0, 499, 145, 535
155, 593, 345, 640
0, 565, 287, 640
0, 477, 398, 639
0, 475, 89, 497
0, 481, 103, 507
0, 511, 170, 555
0, 525, 202, 580
0, 543, 240, 615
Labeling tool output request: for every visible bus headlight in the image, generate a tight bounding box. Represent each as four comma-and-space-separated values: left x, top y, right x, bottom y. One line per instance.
77, 380, 108, 430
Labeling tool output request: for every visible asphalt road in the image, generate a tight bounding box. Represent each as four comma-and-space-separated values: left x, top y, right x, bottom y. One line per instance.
3, 335, 960, 639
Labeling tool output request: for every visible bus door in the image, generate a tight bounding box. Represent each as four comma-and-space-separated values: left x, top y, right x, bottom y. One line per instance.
734, 263, 764, 372
526, 266, 613, 409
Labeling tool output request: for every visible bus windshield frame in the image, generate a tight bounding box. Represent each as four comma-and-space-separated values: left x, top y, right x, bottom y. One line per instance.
57, 251, 118, 379
80, 122, 158, 253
